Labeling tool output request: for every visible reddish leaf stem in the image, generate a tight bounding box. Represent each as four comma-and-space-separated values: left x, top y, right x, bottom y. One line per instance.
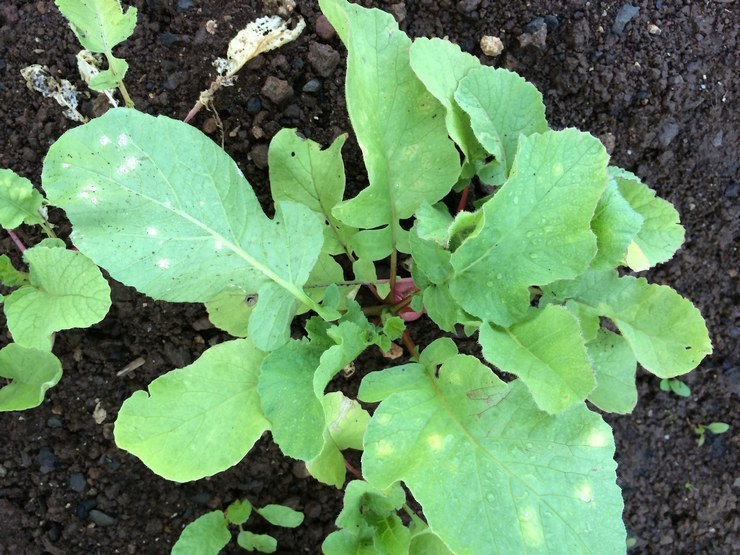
7, 229, 26, 253
456, 186, 470, 214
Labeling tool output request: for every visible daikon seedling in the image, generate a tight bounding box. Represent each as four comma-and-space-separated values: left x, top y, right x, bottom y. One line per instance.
1, 0, 714, 552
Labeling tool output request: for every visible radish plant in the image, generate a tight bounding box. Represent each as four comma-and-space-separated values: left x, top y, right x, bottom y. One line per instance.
0, 0, 713, 552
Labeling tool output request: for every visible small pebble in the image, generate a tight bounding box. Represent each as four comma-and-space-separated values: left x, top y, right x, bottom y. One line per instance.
47, 416, 62, 429
302, 79, 321, 93
315, 15, 336, 41
724, 183, 738, 199
38, 447, 56, 474
283, 103, 301, 120
658, 120, 679, 146
711, 130, 723, 148
457, 0, 481, 13
480, 35, 504, 57
261, 76, 293, 104
89, 509, 115, 527
308, 42, 341, 78
68, 472, 86, 492
249, 144, 269, 169
612, 3, 640, 35
389, 2, 406, 23
246, 95, 262, 114
77, 499, 97, 520
647, 23, 661, 35
523, 17, 546, 35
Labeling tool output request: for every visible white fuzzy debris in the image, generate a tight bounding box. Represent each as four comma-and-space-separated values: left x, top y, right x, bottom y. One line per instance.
61, 163, 70, 169
117, 133, 129, 147
20, 64, 87, 122
214, 239, 224, 250
146, 227, 158, 236
85, 183, 97, 192
99, 135, 112, 146
157, 259, 171, 269
215, 15, 305, 78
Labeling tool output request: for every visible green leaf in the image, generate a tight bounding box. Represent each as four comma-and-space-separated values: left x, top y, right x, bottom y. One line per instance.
548, 270, 712, 378
480, 305, 596, 414
259, 317, 380, 462
454, 66, 548, 176
585, 329, 638, 414
409, 519, 454, 555
359, 357, 625, 554
449, 129, 608, 326
43, 108, 326, 349
590, 179, 644, 269
0, 168, 43, 228
611, 167, 685, 271
0, 255, 28, 287
706, 422, 729, 434
668, 379, 691, 397
237, 531, 277, 553
4, 245, 111, 349
226, 499, 252, 525
258, 339, 326, 461
320, 0, 460, 232
409, 38, 485, 167
205, 289, 253, 338
172, 511, 230, 555
306, 392, 371, 488
114, 339, 269, 482
269, 129, 354, 256
322, 480, 410, 555
54, 0, 136, 54
0, 344, 63, 411
255, 505, 304, 528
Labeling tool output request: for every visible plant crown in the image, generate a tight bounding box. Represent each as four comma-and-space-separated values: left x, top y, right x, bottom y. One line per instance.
0, 0, 713, 553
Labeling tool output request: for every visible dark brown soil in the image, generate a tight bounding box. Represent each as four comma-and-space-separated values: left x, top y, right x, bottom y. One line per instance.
1, 1, 737, 553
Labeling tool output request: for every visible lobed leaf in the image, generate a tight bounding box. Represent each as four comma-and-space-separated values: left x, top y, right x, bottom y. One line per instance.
610, 167, 685, 271
480, 305, 595, 414
54, 0, 136, 54
590, 179, 644, 269
0, 344, 63, 411
409, 38, 485, 172
319, 0, 460, 233
455, 66, 548, 178
0, 168, 44, 228
269, 129, 354, 256
43, 108, 325, 350
306, 392, 370, 488
546, 270, 712, 378
359, 355, 626, 554
4, 244, 111, 350
449, 129, 608, 326
114, 339, 269, 482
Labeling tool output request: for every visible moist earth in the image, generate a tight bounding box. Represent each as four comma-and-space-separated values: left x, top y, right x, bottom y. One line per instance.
0, 1, 737, 553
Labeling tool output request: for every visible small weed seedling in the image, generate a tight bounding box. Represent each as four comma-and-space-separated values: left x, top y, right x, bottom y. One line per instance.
693, 422, 730, 447
0, 0, 714, 552
172, 497, 303, 553
660, 377, 691, 397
